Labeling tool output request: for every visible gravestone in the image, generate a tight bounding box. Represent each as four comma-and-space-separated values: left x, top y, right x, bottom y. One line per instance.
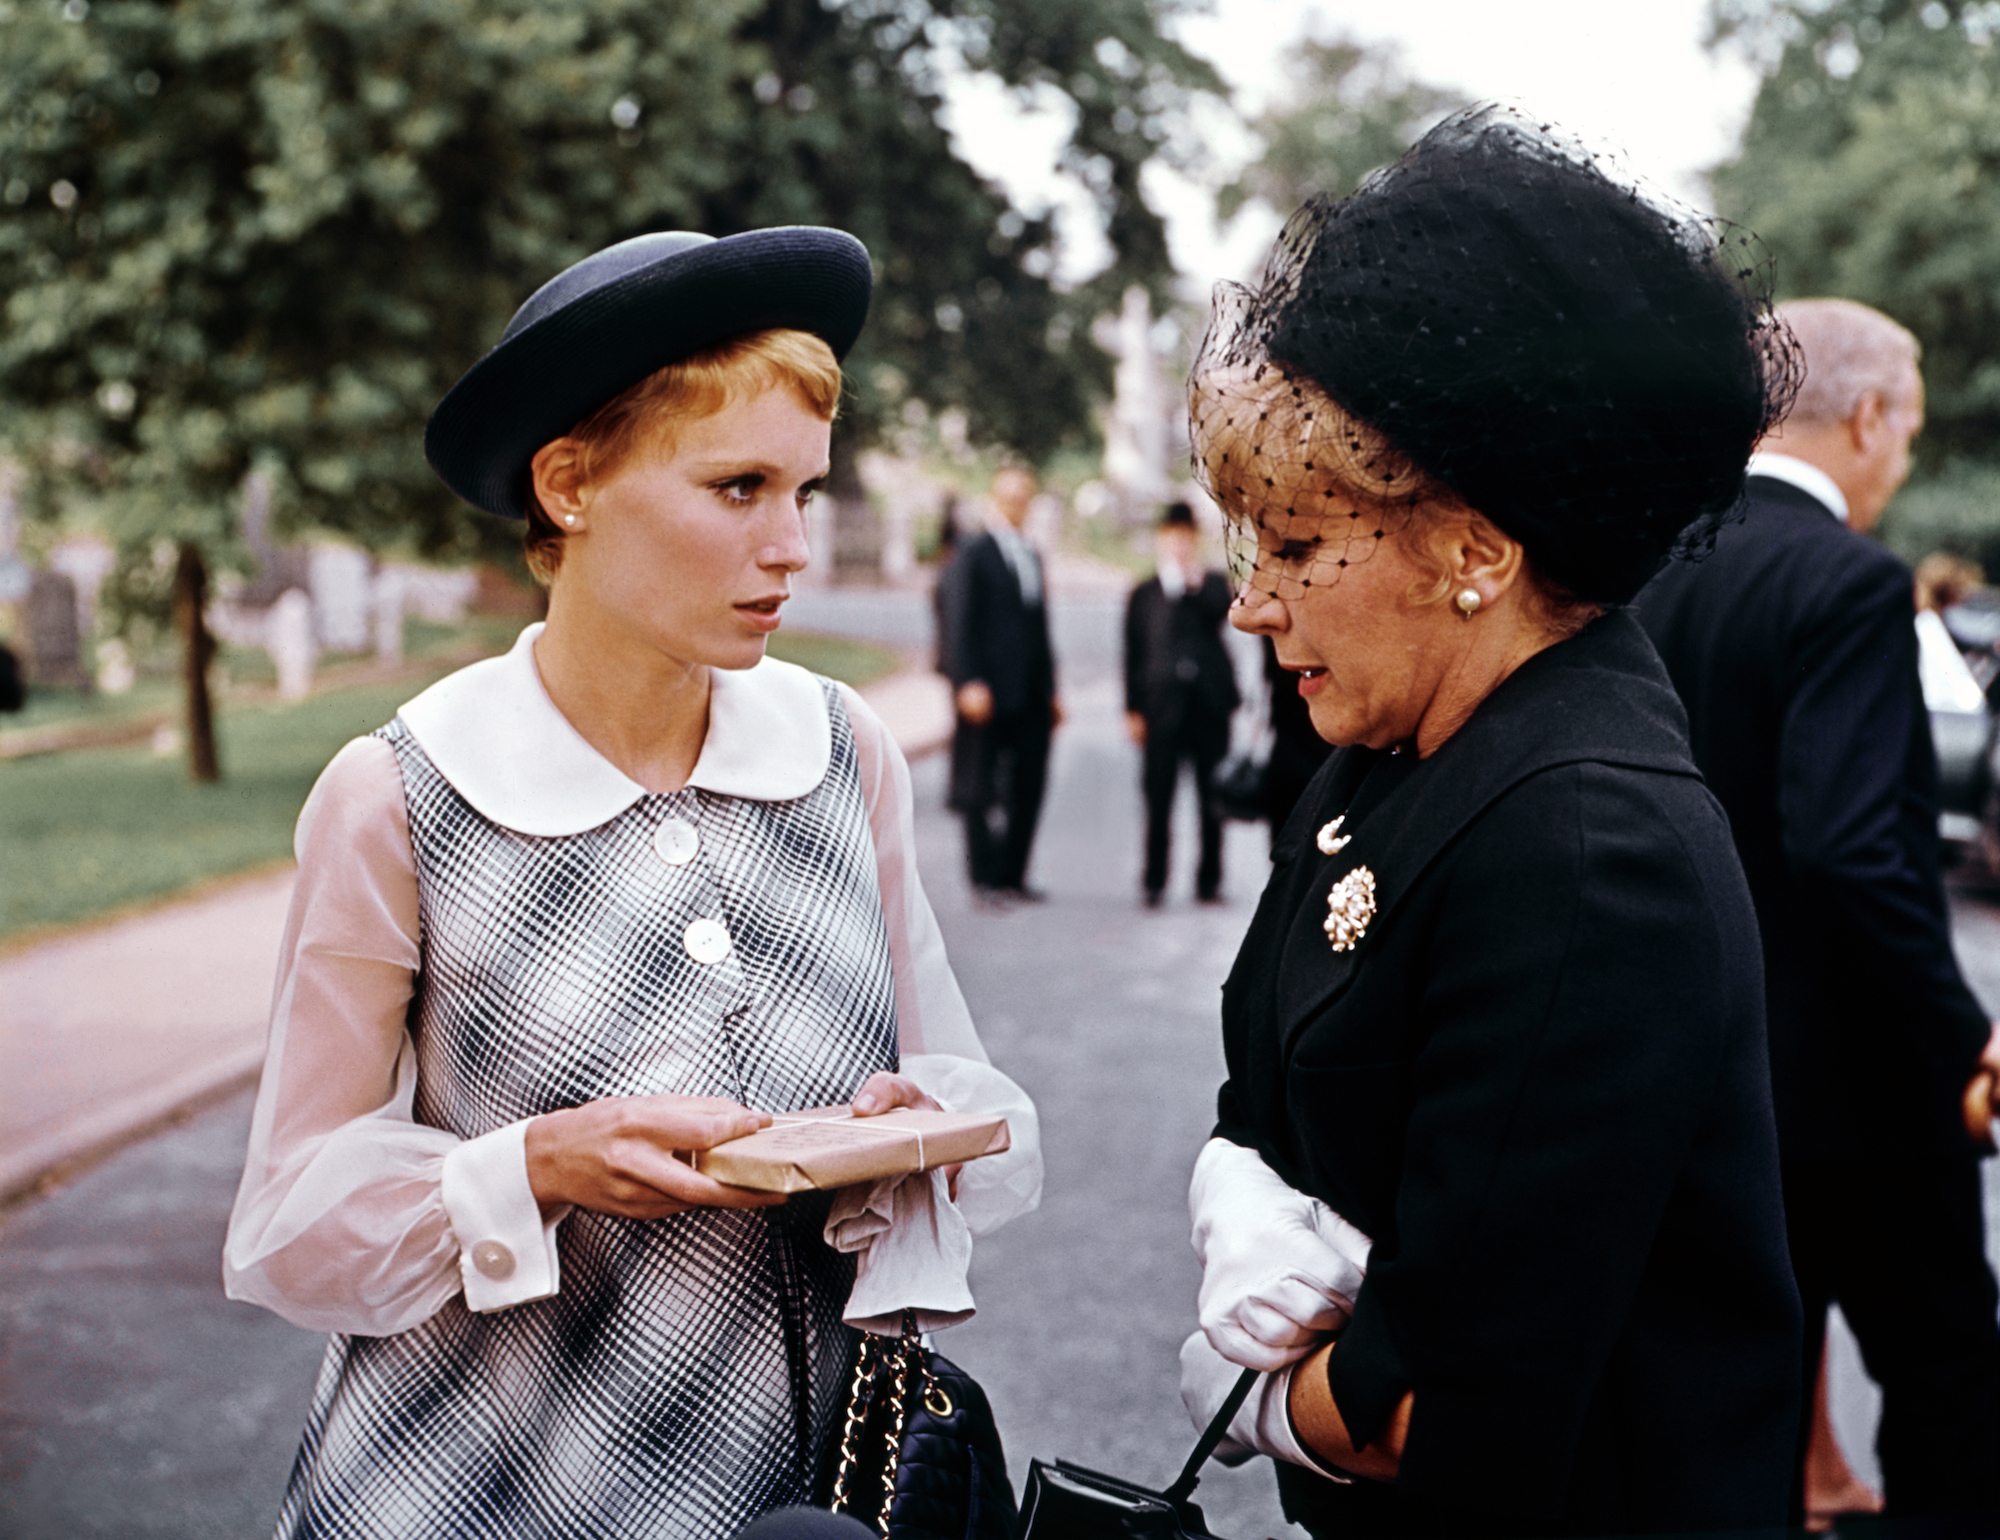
49, 536, 115, 644
308, 545, 372, 653
267, 588, 316, 700
95, 637, 135, 695
0, 459, 28, 608
235, 472, 309, 607
390, 563, 476, 624
24, 570, 89, 691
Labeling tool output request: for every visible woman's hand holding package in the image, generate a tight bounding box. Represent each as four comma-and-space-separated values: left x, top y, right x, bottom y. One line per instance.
851, 1068, 963, 1199
1189, 1137, 1372, 1371
525, 1095, 789, 1220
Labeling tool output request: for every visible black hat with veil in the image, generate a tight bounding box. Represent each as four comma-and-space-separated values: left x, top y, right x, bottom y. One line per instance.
1191, 105, 1799, 608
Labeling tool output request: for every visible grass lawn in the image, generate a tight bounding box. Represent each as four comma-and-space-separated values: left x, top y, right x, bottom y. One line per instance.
0, 627, 901, 944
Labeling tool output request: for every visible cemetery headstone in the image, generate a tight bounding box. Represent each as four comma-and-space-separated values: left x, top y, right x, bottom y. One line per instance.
268, 588, 317, 701
0, 459, 28, 607
95, 637, 135, 695
235, 472, 309, 606
391, 564, 476, 624
309, 544, 372, 653
24, 570, 89, 691
49, 537, 114, 644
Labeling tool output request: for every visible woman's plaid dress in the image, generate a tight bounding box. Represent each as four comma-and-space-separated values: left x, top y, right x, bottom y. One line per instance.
272, 678, 899, 1539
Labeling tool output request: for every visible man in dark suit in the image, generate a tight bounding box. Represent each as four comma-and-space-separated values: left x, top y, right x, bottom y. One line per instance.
1124, 502, 1239, 905
1637, 298, 2000, 1523
944, 465, 1060, 901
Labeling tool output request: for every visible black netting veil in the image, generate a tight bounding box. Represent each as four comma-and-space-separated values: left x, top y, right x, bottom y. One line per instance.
1192, 105, 1800, 608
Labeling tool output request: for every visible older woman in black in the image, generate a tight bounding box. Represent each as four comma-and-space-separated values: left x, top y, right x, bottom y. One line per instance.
1176, 110, 1803, 1537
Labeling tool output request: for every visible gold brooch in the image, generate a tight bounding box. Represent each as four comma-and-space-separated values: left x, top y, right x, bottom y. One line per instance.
1323, 867, 1378, 953
1316, 816, 1351, 856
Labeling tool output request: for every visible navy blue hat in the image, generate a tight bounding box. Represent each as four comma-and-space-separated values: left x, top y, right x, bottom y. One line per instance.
426, 226, 873, 520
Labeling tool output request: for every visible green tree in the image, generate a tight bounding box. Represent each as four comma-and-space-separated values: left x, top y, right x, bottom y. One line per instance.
0, 0, 1217, 778
700, 0, 1221, 466
1, 0, 760, 775
1709, 0, 2000, 466
1216, 33, 1465, 226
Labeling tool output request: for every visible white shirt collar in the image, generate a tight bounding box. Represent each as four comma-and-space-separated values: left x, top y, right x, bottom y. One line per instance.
1747, 450, 1849, 523
986, 514, 1042, 605
397, 624, 832, 836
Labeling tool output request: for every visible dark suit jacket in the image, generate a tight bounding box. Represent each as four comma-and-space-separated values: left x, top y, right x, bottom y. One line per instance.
1122, 571, 1239, 733
1218, 612, 1798, 1536
1636, 475, 1990, 1160
942, 531, 1055, 718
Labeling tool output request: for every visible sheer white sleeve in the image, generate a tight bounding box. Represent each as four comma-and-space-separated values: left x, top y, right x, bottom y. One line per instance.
841, 685, 1044, 1235
222, 736, 560, 1336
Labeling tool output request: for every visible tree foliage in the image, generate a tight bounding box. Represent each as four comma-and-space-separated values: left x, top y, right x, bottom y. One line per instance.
1215, 34, 1465, 227
1, 0, 763, 574
1709, 0, 2000, 465
0, 0, 1220, 580
701, 0, 1221, 466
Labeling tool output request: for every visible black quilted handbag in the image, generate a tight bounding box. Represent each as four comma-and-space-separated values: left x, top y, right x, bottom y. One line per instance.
825, 1310, 1017, 1540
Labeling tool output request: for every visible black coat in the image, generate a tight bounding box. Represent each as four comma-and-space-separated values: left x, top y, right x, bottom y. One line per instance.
1122, 571, 1240, 732
1218, 612, 1799, 1536
942, 531, 1056, 718
1635, 476, 1990, 1159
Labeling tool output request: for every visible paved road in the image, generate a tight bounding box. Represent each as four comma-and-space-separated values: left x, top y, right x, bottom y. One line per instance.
3, 586, 1997, 1536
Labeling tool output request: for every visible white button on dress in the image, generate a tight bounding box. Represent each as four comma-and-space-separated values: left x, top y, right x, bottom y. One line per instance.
471, 1241, 516, 1280
683, 917, 731, 965
653, 818, 699, 866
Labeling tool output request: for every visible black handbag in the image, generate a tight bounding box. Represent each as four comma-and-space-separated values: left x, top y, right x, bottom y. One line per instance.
1014, 1367, 1257, 1539
826, 1309, 1018, 1540
1209, 745, 1270, 824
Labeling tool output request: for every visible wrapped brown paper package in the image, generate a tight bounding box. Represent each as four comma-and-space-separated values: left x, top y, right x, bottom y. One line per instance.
696, 1106, 1011, 1194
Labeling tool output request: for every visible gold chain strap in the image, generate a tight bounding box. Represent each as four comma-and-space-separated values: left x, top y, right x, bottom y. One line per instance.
829, 1335, 880, 1516
872, 1331, 916, 1536
831, 1314, 939, 1539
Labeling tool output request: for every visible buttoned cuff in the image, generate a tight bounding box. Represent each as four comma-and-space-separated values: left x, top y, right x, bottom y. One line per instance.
441, 1117, 566, 1313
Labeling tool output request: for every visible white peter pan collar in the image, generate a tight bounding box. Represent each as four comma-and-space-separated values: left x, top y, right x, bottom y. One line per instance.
397, 624, 832, 836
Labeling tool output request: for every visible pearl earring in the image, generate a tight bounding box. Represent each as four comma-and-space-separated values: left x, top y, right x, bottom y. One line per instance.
564, 515, 577, 528
1455, 587, 1482, 618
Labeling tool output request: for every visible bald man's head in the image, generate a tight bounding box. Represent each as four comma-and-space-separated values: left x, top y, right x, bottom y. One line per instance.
1767, 298, 1924, 532
1779, 299, 1921, 430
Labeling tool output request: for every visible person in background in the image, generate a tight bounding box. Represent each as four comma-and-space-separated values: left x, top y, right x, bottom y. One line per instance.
1124, 501, 1239, 905
1914, 550, 1981, 616
1638, 296, 2000, 1529
931, 494, 980, 818
931, 493, 966, 672
944, 465, 1061, 903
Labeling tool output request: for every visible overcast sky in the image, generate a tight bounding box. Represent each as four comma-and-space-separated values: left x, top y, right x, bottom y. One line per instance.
944, 0, 1766, 293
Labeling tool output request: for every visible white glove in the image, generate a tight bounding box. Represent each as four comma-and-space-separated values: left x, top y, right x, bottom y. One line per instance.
1178, 1330, 1350, 1481
1189, 1138, 1372, 1371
